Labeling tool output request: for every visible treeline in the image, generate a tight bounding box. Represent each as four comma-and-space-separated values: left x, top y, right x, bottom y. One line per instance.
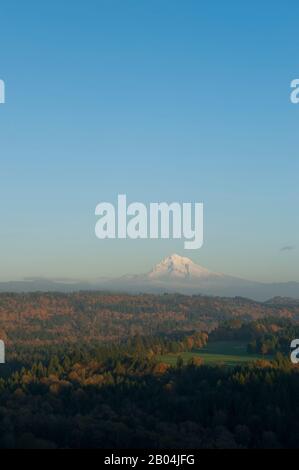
0, 292, 298, 348
2, 330, 208, 377
247, 323, 299, 355
209, 318, 299, 355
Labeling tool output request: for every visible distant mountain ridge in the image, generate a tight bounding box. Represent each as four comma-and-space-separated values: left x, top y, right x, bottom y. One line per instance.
1, 254, 299, 302
99, 254, 299, 301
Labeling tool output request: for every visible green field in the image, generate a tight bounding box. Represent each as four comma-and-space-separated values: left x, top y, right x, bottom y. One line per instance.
159, 340, 272, 367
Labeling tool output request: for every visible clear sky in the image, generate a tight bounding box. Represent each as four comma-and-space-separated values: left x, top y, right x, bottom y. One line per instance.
0, 0, 298, 282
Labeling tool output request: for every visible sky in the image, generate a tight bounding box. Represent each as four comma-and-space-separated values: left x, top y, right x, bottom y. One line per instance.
0, 0, 298, 283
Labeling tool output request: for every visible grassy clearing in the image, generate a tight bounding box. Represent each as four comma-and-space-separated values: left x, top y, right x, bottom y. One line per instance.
158, 340, 272, 367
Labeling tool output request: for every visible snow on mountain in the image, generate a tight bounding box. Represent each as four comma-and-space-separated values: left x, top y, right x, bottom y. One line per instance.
147, 254, 221, 280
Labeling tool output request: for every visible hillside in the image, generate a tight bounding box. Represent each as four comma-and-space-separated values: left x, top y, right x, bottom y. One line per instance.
0, 292, 299, 347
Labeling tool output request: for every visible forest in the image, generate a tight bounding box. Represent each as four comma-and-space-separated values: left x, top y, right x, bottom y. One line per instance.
0, 292, 298, 347
0, 292, 298, 448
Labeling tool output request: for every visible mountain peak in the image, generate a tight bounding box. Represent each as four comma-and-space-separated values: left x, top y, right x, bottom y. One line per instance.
148, 253, 214, 281
164, 253, 194, 264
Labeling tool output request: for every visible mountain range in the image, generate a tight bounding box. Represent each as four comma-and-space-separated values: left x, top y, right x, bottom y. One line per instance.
1, 254, 299, 302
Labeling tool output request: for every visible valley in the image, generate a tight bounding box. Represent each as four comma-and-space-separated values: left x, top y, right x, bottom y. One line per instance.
159, 340, 273, 367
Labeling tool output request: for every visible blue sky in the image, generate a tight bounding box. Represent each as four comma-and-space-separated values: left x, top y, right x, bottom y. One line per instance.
0, 0, 298, 282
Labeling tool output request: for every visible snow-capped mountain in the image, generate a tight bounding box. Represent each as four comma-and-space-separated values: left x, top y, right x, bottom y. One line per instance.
147, 254, 221, 281
101, 254, 299, 301
113, 253, 233, 292
1, 254, 299, 302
